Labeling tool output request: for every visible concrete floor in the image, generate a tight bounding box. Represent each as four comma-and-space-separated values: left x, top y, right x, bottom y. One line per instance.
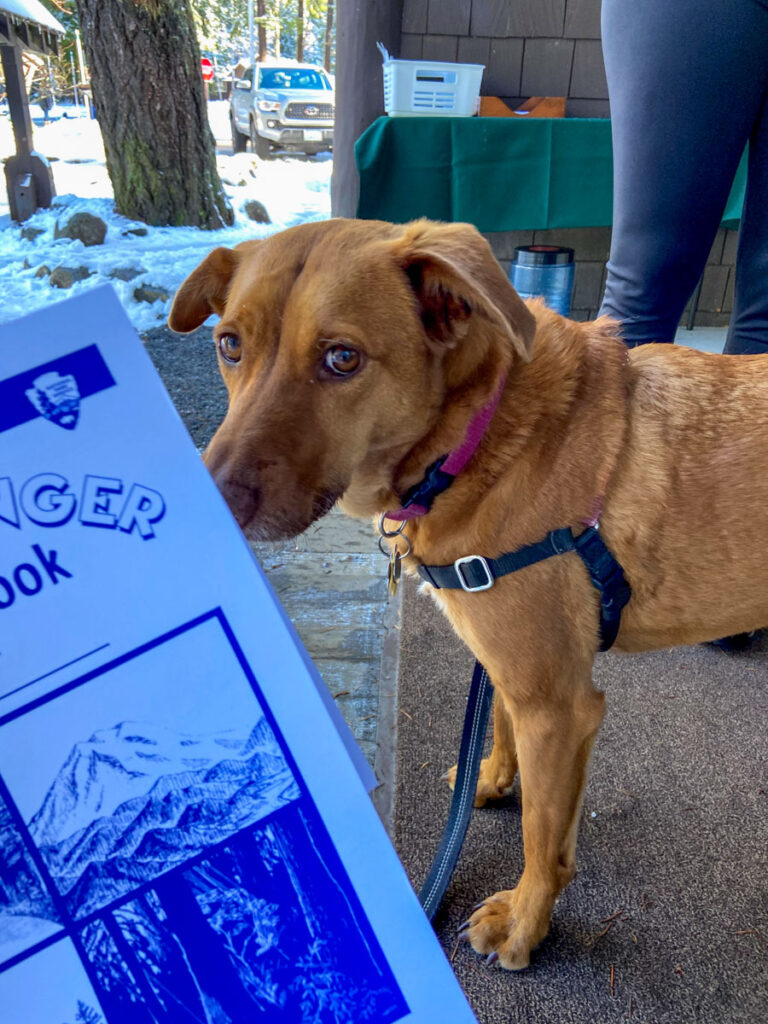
675, 325, 727, 352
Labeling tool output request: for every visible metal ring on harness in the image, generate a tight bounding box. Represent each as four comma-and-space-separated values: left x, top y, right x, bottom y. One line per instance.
378, 513, 412, 559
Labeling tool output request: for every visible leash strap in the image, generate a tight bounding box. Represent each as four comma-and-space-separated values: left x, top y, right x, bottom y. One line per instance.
418, 659, 494, 922
417, 525, 631, 652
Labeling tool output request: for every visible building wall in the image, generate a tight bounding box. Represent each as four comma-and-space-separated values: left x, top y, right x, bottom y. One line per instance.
400, 0, 608, 118
485, 227, 737, 325
399, 0, 737, 327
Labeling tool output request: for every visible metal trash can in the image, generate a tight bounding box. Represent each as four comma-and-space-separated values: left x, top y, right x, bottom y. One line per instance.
510, 245, 575, 316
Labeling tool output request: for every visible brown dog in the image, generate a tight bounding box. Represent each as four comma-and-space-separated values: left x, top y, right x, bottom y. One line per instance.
169, 218, 768, 970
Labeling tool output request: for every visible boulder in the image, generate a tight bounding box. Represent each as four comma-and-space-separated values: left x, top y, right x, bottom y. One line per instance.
54, 212, 107, 247
49, 266, 93, 289
110, 266, 146, 283
134, 283, 170, 304
244, 199, 271, 224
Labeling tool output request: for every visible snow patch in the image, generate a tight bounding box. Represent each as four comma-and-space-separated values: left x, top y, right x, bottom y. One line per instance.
0, 101, 332, 333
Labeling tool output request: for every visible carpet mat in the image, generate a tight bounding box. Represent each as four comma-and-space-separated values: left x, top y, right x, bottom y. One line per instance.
394, 578, 767, 1023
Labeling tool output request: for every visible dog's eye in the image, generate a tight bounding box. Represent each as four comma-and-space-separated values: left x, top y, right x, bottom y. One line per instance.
218, 333, 242, 364
323, 345, 361, 377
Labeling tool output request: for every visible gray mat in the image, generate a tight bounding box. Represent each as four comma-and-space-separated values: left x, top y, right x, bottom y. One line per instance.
394, 578, 768, 1023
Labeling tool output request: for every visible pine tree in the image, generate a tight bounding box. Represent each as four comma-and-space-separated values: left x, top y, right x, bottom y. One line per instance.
75, 1001, 103, 1024
75, 0, 233, 228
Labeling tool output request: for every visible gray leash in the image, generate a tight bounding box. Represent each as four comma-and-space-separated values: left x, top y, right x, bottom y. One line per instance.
418, 660, 493, 922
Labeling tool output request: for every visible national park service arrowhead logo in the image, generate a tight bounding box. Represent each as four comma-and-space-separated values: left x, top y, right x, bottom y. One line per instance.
25, 371, 81, 430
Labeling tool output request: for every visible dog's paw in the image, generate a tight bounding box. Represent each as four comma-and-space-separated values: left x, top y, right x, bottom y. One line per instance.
443, 756, 516, 807
458, 888, 549, 971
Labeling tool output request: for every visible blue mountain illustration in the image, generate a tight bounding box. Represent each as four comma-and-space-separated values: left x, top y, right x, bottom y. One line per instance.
0, 798, 62, 964
28, 719, 299, 917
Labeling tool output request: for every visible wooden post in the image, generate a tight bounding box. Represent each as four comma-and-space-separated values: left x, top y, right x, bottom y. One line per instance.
0, 42, 56, 221
331, 0, 403, 218
1, 43, 33, 160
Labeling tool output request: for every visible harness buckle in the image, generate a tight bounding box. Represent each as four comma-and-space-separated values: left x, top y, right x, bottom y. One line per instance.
454, 555, 494, 592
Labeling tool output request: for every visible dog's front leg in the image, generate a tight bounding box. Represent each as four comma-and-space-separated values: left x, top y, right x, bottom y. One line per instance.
462, 668, 604, 969
444, 689, 518, 806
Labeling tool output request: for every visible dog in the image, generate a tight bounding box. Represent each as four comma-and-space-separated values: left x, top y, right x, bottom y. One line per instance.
169, 218, 768, 970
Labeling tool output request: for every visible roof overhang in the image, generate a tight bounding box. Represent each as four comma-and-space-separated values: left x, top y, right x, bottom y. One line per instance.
0, 0, 63, 57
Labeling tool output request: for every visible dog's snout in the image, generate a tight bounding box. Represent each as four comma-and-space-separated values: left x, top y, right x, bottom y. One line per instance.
213, 475, 261, 529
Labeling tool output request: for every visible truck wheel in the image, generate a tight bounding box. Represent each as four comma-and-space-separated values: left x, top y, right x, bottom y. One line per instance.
231, 113, 248, 154
251, 120, 273, 160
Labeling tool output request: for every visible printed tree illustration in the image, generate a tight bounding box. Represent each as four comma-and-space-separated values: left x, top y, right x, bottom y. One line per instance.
75, 1001, 103, 1024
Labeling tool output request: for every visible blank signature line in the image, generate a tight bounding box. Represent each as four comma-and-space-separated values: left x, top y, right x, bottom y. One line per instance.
0, 643, 111, 703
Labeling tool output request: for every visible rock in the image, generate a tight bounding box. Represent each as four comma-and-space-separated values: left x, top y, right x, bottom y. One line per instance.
110, 266, 146, 283
122, 227, 148, 238
134, 283, 170, 304
21, 226, 44, 242
54, 212, 107, 247
34, 265, 51, 279
244, 199, 271, 224
49, 265, 93, 289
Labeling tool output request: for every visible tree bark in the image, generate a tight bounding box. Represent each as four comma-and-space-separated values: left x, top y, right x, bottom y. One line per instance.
76, 0, 233, 229
297, 0, 304, 62
257, 0, 267, 60
324, 0, 334, 71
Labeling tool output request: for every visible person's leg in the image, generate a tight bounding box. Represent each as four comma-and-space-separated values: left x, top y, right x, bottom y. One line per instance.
600, 0, 768, 346
724, 89, 768, 354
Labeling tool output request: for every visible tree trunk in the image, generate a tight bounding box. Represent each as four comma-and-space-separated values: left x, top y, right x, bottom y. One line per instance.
324, 0, 334, 71
257, 0, 267, 60
297, 0, 304, 62
76, 0, 233, 229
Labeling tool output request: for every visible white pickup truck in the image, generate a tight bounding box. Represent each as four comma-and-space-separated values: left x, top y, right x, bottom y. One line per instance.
230, 61, 334, 159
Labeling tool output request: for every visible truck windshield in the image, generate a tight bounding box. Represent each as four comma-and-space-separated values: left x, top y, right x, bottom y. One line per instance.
259, 68, 330, 90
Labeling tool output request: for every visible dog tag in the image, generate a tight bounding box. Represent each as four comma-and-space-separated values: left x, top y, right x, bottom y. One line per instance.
387, 549, 402, 596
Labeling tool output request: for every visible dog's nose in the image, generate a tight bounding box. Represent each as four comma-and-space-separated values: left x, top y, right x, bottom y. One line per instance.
216, 476, 262, 528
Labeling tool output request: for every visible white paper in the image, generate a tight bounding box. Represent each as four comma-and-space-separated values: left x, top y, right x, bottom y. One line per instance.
0, 287, 476, 1023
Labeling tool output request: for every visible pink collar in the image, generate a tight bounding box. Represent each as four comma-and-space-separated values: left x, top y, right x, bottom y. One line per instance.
385, 374, 508, 522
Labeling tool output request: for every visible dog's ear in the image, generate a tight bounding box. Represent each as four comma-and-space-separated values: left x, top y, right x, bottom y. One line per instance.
168, 247, 242, 333
394, 221, 536, 361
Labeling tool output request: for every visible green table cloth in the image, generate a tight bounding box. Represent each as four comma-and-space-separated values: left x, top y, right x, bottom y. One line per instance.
355, 116, 746, 232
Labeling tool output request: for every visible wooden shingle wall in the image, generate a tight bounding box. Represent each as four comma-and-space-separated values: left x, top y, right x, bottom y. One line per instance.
400, 0, 608, 117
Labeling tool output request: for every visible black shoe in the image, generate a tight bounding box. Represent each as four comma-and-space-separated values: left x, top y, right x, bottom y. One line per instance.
708, 631, 759, 653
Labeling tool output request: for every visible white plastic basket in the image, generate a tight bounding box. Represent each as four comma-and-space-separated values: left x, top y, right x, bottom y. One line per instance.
378, 44, 484, 117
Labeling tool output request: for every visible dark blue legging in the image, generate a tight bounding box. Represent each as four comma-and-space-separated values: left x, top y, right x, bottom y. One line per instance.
599, 0, 768, 353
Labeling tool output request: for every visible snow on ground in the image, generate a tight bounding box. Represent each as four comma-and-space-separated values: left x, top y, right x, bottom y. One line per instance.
0, 100, 332, 333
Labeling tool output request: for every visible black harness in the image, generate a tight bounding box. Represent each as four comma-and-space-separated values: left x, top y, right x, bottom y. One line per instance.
384, 434, 633, 920
417, 523, 631, 652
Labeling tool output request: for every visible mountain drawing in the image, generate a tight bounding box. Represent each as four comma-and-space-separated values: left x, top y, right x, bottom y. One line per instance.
27, 718, 300, 918
0, 797, 62, 964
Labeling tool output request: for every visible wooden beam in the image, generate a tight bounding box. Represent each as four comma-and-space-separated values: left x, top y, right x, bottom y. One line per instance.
0, 14, 58, 56
331, 0, 404, 218
1, 42, 33, 160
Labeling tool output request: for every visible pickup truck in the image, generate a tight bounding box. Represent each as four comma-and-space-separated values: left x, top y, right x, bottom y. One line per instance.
230, 61, 334, 159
